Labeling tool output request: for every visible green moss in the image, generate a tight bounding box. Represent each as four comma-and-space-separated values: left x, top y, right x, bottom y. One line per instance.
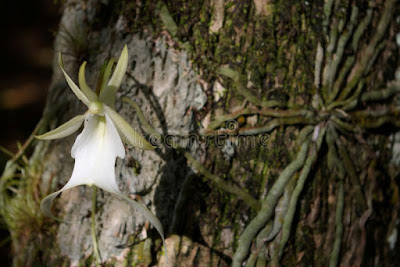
131, 239, 153, 266
0, 140, 60, 265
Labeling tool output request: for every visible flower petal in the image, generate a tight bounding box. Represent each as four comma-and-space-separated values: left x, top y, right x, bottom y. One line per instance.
69, 114, 125, 191
40, 168, 87, 223
41, 114, 125, 222
40, 184, 82, 223
104, 106, 155, 150
99, 85, 118, 109
99, 45, 128, 107
99, 58, 115, 99
79, 61, 98, 102
58, 52, 90, 107
107, 45, 128, 89
35, 114, 85, 140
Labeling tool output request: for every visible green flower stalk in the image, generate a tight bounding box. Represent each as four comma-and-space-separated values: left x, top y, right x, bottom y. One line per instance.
35, 46, 165, 250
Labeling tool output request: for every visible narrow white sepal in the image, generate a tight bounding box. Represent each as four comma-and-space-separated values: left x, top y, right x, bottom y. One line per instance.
40, 182, 84, 224
99, 58, 115, 100
58, 52, 91, 107
79, 61, 98, 102
99, 45, 128, 107
107, 45, 128, 89
40, 190, 76, 223
35, 114, 85, 140
104, 106, 155, 150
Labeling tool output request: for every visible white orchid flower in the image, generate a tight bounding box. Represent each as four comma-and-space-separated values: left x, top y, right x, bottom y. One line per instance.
36, 46, 164, 246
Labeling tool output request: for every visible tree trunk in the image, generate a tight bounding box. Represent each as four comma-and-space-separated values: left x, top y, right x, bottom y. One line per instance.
2, 0, 400, 266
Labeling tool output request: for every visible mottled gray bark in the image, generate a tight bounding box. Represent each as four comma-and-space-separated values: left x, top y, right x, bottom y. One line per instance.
2, 0, 400, 266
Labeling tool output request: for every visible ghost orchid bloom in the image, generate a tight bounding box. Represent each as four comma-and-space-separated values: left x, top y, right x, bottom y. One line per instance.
36, 46, 164, 244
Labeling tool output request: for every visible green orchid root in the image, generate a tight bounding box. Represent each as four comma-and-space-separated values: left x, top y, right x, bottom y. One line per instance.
329, 180, 344, 267
232, 130, 312, 267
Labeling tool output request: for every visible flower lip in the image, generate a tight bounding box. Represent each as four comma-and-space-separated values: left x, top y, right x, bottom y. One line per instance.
89, 101, 104, 115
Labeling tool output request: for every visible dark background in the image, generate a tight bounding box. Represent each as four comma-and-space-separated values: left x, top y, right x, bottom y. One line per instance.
0, 0, 60, 264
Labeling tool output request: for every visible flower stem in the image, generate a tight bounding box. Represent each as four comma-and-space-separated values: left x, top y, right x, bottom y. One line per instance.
91, 186, 101, 266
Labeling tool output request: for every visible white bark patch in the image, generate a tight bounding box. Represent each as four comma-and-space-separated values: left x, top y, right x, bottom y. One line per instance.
246, 114, 258, 126
213, 80, 226, 102
209, 0, 225, 33
253, 0, 271, 16
391, 132, 400, 166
